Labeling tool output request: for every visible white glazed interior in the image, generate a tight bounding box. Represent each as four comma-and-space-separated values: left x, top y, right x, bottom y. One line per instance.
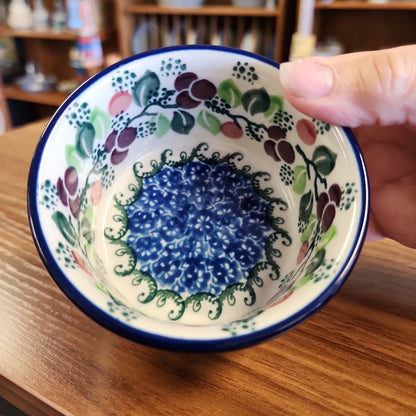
30, 46, 368, 349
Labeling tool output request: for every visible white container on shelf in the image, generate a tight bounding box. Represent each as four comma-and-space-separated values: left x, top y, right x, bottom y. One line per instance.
7, 0, 33, 30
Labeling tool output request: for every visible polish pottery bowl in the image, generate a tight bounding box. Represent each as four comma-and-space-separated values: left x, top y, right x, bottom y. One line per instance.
28, 46, 369, 352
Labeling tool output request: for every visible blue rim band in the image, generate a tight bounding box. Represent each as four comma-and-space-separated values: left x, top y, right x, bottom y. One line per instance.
27, 45, 369, 352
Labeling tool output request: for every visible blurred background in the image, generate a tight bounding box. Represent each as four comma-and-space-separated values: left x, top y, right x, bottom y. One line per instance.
0, 0, 415, 127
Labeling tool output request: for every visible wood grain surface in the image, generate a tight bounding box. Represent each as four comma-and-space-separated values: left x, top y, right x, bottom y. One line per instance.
0, 121, 415, 416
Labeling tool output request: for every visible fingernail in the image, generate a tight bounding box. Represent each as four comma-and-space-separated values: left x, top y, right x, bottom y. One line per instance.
280, 59, 334, 99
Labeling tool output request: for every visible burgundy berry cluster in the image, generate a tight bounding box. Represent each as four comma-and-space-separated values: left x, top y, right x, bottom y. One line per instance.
174, 72, 217, 109
57, 165, 103, 219
57, 167, 80, 219
317, 184, 342, 233
104, 127, 137, 165
263, 126, 295, 164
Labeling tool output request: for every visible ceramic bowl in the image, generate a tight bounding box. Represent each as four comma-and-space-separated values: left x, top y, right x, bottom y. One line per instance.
28, 45, 369, 352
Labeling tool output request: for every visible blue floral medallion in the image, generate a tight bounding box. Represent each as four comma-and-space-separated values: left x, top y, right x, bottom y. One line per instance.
126, 160, 272, 296
103, 143, 292, 321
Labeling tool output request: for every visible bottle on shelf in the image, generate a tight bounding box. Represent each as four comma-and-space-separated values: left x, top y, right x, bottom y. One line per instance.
66, 0, 82, 30
33, 0, 50, 30
51, 0, 67, 32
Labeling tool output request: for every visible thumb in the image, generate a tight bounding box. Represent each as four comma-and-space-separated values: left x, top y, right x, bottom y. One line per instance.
279, 45, 416, 127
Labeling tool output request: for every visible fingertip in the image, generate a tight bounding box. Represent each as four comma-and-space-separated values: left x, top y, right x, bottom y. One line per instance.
279, 62, 299, 96
280, 58, 334, 99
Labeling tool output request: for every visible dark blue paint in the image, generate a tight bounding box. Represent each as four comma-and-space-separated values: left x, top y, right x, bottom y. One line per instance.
126, 161, 271, 295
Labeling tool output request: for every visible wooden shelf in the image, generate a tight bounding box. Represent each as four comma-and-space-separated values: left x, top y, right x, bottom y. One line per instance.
0, 0, 116, 125
123, 4, 282, 16
315, 1, 416, 10
312, 0, 416, 55
0, 26, 80, 40
3, 84, 68, 107
115, 0, 290, 62
0, 26, 112, 41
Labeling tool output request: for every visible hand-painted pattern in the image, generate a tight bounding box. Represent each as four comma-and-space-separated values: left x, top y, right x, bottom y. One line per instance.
38, 55, 354, 326
104, 143, 290, 321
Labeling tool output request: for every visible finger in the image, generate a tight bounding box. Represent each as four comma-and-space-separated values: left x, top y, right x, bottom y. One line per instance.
365, 215, 384, 242
279, 45, 416, 127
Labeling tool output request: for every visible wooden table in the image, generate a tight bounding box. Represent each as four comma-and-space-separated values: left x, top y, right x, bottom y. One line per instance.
0, 120, 415, 416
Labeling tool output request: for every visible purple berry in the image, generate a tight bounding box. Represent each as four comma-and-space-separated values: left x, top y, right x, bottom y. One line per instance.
176, 90, 201, 109
111, 148, 129, 165
117, 127, 137, 148
190, 79, 217, 100
317, 192, 329, 221
105, 131, 117, 152
174, 72, 198, 91
277, 140, 295, 164
57, 177, 68, 207
264, 140, 280, 161
321, 202, 336, 233
267, 125, 286, 141
64, 166, 78, 196
329, 183, 342, 207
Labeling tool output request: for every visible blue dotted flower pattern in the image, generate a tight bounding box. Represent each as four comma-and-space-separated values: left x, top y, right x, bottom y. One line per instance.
126, 161, 271, 297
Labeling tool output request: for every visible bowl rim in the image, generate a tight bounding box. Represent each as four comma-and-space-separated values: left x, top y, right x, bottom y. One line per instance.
27, 44, 369, 352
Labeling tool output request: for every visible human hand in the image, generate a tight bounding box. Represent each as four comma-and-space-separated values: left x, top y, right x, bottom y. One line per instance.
279, 46, 416, 249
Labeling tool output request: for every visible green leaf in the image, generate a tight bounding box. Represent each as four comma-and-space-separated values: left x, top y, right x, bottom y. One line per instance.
264, 95, 284, 119
305, 249, 326, 275
299, 190, 313, 223
218, 79, 242, 108
132, 70, 160, 107
75, 122, 95, 159
65, 144, 84, 173
83, 205, 95, 224
316, 224, 337, 251
241, 88, 271, 115
292, 165, 307, 195
151, 113, 170, 138
52, 211, 77, 246
81, 217, 94, 244
300, 214, 317, 243
296, 273, 313, 289
197, 110, 221, 135
171, 110, 195, 135
90, 106, 111, 141
312, 145, 337, 176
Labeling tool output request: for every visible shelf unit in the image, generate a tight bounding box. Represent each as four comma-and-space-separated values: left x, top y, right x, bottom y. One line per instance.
0, 0, 116, 125
0, 26, 114, 109
313, 1, 416, 53
2, 84, 68, 106
115, 0, 293, 62
0, 26, 84, 39
315, 0, 416, 9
